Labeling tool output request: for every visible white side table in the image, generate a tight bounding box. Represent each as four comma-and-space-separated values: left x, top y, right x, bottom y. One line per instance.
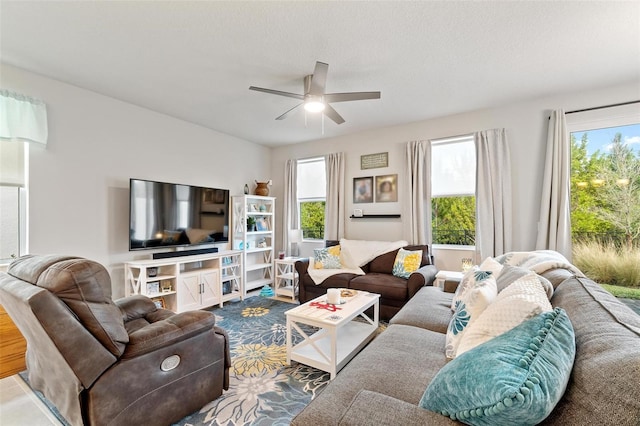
275, 257, 303, 301
434, 270, 464, 291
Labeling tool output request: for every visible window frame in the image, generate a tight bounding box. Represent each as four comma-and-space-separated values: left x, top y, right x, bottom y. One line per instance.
296, 156, 326, 241
430, 134, 476, 249
0, 141, 28, 263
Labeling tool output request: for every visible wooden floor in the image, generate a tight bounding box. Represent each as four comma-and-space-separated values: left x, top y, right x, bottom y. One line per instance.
0, 304, 26, 379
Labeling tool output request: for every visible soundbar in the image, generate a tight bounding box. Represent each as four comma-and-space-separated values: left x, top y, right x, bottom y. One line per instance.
152, 247, 219, 259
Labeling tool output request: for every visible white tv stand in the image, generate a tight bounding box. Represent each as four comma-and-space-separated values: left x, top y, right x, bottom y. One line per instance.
124, 250, 243, 313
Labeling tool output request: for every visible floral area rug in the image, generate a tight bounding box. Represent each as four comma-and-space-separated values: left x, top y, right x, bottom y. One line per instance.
178, 296, 330, 425
20, 296, 385, 425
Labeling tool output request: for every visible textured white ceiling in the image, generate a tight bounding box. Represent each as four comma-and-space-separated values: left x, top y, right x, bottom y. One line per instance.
1, 1, 639, 147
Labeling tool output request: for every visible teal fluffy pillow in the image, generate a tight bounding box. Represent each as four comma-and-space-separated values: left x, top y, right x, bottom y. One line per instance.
420, 308, 575, 425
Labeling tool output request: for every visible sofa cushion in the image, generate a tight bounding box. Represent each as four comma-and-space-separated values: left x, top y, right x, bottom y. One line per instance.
390, 286, 454, 333
313, 245, 342, 269
456, 271, 552, 357
349, 273, 409, 301
392, 248, 423, 278
445, 271, 497, 358
544, 276, 640, 425
291, 324, 449, 425
421, 308, 575, 426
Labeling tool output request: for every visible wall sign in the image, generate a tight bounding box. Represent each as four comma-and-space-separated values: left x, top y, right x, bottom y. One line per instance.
360, 152, 388, 170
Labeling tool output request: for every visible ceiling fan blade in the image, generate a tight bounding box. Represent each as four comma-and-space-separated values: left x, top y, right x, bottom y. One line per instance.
323, 104, 345, 125
309, 61, 329, 96
275, 103, 303, 120
324, 92, 381, 103
249, 86, 304, 100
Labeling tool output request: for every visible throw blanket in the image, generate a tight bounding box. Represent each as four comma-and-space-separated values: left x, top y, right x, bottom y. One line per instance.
494, 250, 584, 277
308, 239, 409, 285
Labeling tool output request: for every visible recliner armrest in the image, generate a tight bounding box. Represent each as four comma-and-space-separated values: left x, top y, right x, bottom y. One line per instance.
122, 310, 217, 359
115, 295, 158, 322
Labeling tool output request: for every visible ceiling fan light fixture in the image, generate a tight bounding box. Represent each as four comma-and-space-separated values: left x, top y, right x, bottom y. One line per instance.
304, 99, 325, 113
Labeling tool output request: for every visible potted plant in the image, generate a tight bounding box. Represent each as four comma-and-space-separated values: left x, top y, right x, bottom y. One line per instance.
247, 216, 256, 232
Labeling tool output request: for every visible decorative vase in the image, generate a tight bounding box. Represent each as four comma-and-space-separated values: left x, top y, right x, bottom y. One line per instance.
254, 180, 272, 196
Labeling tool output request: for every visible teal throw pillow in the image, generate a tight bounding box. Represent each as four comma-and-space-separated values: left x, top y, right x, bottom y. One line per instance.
421, 308, 575, 426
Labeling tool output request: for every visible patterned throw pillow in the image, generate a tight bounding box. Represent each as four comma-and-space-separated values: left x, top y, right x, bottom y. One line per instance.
392, 248, 423, 278
451, 257, 503, 311
422, 308, 575, 426
445, 270, 497, 359
456, 271, 552, 357
313, 245, 342, 269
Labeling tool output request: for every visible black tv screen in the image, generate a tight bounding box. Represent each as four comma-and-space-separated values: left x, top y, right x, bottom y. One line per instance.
129, 178, 229, 251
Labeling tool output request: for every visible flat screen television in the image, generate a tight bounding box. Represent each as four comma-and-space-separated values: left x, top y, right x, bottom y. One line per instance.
129, 178, 230, 251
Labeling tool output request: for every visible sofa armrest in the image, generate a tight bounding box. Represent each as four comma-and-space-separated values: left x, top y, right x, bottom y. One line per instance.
338, 390, 456, 426
406, 264, 439, 299
295, 259, 310, 302
115, 295, 158, 321
295, 258, 310, 276
122, 310, 218, 359
416, 264, 438, 286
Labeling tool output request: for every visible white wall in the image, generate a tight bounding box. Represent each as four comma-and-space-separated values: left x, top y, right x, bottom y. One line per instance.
270, 81, 639, 269
2, 64, 271, 298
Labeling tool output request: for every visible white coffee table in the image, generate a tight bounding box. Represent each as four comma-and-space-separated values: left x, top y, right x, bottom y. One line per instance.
285, 290, 380, 379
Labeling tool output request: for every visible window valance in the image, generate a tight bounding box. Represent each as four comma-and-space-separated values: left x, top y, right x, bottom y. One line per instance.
0, 89, 48, 145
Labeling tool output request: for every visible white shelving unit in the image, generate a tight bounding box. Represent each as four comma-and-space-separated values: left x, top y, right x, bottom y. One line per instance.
274, 257, 302, 301
232, 195, 275, 297
124, 250, 243, 312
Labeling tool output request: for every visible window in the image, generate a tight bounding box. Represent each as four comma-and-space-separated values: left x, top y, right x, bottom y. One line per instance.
297, 157, 326, 240
431, 135, 476, 246
569, 122, 640, 249
0, 140, 28, 262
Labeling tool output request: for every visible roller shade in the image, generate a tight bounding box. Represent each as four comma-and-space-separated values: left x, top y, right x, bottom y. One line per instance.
431, 136, 475, 197
297, 158, 326, 199
0, 139, 25, 186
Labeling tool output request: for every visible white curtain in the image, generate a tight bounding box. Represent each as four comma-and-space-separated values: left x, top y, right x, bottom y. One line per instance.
403, 140, 431, 245
324, 152, 345, 240
0, 90, 48, 145
282, 159, 298, 253
536, 109, 572, 259
475, 128, 513, 259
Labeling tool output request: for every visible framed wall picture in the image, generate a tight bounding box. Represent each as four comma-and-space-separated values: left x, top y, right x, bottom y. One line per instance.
361, 152, 389, 170
375, 174, 398, 202
353, 176, 373, 203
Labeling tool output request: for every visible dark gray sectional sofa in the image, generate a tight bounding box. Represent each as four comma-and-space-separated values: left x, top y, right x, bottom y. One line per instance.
291, 262, 640, 425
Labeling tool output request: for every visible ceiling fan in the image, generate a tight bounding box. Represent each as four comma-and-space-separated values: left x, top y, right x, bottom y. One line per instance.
249, 61, 381, 125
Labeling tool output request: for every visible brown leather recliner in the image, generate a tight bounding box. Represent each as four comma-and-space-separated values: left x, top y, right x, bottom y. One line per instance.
0, 255, 230, 426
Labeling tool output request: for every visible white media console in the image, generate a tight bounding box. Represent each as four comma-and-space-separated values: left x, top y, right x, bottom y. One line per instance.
124, 250, 243, 312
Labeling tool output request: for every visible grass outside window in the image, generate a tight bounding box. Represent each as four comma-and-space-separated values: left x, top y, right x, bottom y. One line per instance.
572, 241, 640, 299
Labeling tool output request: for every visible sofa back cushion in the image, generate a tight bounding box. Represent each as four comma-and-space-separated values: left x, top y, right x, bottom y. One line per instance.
545, 276, 640, 425
369, 245, 431, 274
8, 255, 129, 357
